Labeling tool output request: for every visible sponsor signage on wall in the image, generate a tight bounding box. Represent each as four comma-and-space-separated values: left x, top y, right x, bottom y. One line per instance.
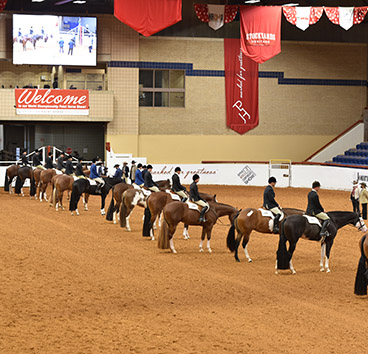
15, 89, 89, 116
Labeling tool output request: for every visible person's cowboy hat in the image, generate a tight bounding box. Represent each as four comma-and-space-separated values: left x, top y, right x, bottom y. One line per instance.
114, 164, 120, 168
360, 182, 367, 187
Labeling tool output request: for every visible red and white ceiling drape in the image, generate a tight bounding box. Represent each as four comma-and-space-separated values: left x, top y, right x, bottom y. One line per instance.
194, 4, 238, 30
0, 0, 7, 12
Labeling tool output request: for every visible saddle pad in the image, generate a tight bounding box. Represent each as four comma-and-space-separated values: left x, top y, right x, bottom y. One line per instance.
142, 188, 151, 197
87, 178, 97, 186
258, 208, 274, 219
166, 190, 181, 201
133, 183, 141, 190
186, 201, 200, 212
55, 169, 63, 175
303, 215, 322, 227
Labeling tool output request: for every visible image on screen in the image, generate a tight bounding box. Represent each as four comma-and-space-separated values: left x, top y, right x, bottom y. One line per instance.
13, 14, 97, 66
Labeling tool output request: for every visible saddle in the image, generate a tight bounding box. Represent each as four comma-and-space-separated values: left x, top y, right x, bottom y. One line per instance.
303, 215, 322, 227
258, 208, 284, 221
166, 190, 181, 201
54, 169, 63, 175
185, 201, 209, 214
87, 178, 97, 186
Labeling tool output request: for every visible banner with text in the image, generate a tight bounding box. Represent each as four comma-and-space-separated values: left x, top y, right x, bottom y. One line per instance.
224, 38, 259, 135
240, 6, 281, 64
15, 89, 89, 116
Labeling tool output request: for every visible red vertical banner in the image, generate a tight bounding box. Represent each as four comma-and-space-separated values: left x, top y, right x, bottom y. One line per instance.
224, 38, 259, 135
240, 6, 281, 64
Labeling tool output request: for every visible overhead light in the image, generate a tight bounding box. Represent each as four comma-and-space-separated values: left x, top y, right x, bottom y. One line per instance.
31, 0, 46, 2
73, 0, 87, 4
244, 0, 260, 3
282, 3, 300, 5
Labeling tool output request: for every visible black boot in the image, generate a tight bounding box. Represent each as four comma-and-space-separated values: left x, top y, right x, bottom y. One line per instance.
273, 214, 281, 234
199, 206, 208, 222
181, 197, 188, 203
95, 183, 102, 194
319, 219, 330, 242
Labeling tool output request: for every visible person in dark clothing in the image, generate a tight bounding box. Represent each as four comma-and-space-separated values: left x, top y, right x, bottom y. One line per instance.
21, 150, 29, 166
130, 161, 137, 184
122, 162, 130, 183
65, 155, 74, 175
350, 180, 360, 215
68, 38, 75, 55
135, 163, 145, 187
190, 174, 209, 222
263, 176, 282, 234
44, 152, 54, 169
75, 157, 86, 179
141, 165, 148, 180
57, 152, 66, 172
113, 164, 123, 183
32, 149, 45, 170
306, 181, 330, 241
172, 167, 188, 202
144, 165, 159, 192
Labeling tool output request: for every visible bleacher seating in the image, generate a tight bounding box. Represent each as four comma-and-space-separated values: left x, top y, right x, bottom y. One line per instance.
330, 142, 368, 166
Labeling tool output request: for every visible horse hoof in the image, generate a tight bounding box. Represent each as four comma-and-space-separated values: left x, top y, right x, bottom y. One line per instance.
248, 259, 253, 263
113, 221, 117, 225
199, 248, 204, 253
171, 249, 177, 254
71, 212, 74, 216
207, 248, 212, 253
127, 228, 131, 232
151, 237, 155, 241
275, 270, 279, 275
291, 270, 296, 275
320, 268, 325, 272
326, 269, 331, 273
235, 258, 240, 263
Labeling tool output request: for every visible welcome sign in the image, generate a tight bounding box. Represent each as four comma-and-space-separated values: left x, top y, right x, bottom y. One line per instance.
15, 89, 89, 116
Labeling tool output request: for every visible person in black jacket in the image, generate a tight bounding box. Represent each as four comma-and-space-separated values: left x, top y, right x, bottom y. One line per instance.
122, 162, 130, 183
32, 149, 45, 170
141, 165, 148, 180
306, 181, 330, 241
189, 174, 209, 222
75, 157, 86, 179
144, 165, 159, 192
44, 152, 54, 169
172, 167, 188, 202
57, 152, 66, 172
21, 150, 29, 166
263, 176, 281, 233
65, 155, 74, 175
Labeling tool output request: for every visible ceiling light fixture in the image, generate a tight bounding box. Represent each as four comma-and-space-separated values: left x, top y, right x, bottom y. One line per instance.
244, 0, 261, 4
282, 3, 300, 6
73, 0, 87, 4
31, 0, 46, 3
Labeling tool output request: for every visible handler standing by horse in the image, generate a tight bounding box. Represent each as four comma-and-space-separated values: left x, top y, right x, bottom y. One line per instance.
21, 150, 29, 166
190, 174, 209, 222
172, 167, 188, 202
144, 165, 159, 192
90, 158, 105, 194
263, 176, 282, 234
306, 181, 330, 241
45, 152, 54, 169
32, 149, 45, 170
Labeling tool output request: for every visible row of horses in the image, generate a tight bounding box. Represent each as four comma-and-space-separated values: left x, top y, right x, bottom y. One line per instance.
4, 164, 368, 295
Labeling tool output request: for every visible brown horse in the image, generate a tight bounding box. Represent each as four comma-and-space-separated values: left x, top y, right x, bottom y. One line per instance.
158, 201, 238, 254
226, 207, 305, 262
14, 166, 36, 197
143, 191, 217, 240
33, 168, 43, 200
4, 165, 20, 193
105, 179, 171, 225
119, 189, 147, 231
51, 175, 74, 211
38, 169, 58, 202
354, 235, 368, 296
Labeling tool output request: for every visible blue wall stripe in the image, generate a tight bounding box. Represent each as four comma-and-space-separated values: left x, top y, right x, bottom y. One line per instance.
108, 61, 367, 87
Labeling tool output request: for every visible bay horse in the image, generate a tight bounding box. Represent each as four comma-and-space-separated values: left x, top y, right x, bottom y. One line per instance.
51, 174, 74, 211
4, 165, 20, 193
354, 234, 368, 296
143, 192, 217, 240
38, 169, 57, 202
226, 207, 304, 263
276, 211, 367, 274
158, 201, 238, 254
119, 189, 147, 231
33, 168, 43, 200
69, 177, 120, 216
14, 166, 36, 197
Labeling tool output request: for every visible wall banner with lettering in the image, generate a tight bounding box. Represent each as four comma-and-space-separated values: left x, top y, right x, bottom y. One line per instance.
224, 38, 259, 135
15, 89, 89, 116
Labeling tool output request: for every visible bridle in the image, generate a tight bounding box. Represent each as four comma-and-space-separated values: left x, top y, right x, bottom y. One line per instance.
355, 217, 367, 232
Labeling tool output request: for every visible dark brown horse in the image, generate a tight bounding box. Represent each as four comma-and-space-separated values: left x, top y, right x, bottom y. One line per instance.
4, 165, 20, 193
119, 189, 147, 231
158, 201, 238, 253
354, 234, 368, 296
14, 166, 36, 197
51, 175, 74, 211
38, 169, 58, 202
143, 191, 217, 240
226, 208, 305, 262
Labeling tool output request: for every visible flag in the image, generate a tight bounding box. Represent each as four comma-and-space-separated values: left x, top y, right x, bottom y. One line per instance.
324, 7, 368, 31
207, 5, 225, 31
224, 38, 259, 135
194, 4, 238, 30
283, 6, 323, 31
114, 0, 182, 37
240, 6, 281, 64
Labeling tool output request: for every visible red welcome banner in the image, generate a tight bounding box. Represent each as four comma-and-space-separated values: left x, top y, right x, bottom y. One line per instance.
240, 6, 281, 64
224, 38, 259, 135
15, 89, 89, 116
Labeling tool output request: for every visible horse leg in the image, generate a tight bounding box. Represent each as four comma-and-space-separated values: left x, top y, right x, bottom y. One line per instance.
324, 240, 334, 273
288, 242, 297, 274
158, 212, 162, 228
169, 225, 178, 254
206, 228, 213, 253
183, 224, 190, 240
199, 228, 206, 252
320, 243, 326, 272
126, 209, 132, 231
241, 232, 252, 263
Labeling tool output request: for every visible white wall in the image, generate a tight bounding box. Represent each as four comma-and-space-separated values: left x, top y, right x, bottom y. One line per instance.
308, 122, 364, 163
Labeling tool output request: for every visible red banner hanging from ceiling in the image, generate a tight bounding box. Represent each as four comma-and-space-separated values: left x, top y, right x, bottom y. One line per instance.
0, 0, 7, 12
114, 0, 182, 37
240, 6, 281, 64
283, 7, 323, 31
224, 38, 259, 135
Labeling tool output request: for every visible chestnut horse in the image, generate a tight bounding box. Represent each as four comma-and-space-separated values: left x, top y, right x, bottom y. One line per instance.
143, 192, 217, 240
38, 169, 58, 202
4, 165, 20, 193
119, 189, 147, 231
276, 211, 367, 275
226, 207, 304, 263
51, 175, 74, 211
158, 201, 238, 254
354, 234, 368, 296
14, 166, 36, 197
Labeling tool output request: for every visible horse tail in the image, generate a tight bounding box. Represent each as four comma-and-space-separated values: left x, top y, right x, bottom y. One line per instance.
276, 220, 292, 270
142, 207, 152, 237
119, 195, 127, 228
354, 235, 368, 296
30, 176, 36, 196
69, 182, 80, 211
106, 192, 115, 221
15, 175, 22, 194
52, 187, 57, 208
226, 224, 236, 252
4, 168, 9, 192
158, 218, 170, 249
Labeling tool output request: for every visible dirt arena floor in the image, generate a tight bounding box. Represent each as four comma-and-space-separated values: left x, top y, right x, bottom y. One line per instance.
0, 185, 367, 353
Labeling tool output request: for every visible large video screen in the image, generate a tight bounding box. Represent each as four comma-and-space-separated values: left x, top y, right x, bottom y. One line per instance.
13, 14, 97, 66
